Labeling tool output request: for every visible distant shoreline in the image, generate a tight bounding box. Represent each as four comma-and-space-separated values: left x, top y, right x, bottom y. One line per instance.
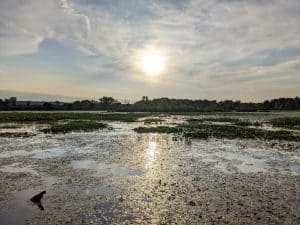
1, 96, 299, 112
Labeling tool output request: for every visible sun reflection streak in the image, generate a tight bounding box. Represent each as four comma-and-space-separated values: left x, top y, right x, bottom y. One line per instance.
145, 135, 157, 169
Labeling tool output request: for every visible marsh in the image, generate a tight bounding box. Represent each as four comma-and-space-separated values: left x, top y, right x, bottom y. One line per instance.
0, 111, 299, 224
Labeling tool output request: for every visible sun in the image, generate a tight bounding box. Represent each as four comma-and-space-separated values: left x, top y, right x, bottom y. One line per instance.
141, 50, 165, 76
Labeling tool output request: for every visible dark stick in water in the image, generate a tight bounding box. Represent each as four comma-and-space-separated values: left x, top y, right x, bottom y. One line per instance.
30, 190, 46, 211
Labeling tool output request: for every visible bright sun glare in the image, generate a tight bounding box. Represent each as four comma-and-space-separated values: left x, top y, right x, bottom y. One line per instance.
141, 50, 165, 76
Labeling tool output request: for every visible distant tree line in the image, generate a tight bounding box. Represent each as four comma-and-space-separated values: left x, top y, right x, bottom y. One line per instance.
0, 96, 299, 112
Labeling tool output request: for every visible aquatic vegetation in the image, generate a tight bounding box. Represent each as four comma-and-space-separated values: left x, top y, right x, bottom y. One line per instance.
0, 112, 152, 123
162, 111, 274, 116
234, 120, 262, 127
184, 124, 299, 141
270, 117, 300, 129
0, 112, 299, 225
143, 118, 165, 124
185, 118, 204, 122
134, 123, 300, 141
187, 117, 263, 127
99, 113, 153, 122
134, 126, 183, 134
253, 121, 263, 127
0, 124, 22, 129
0, 132, 34, 138
42, 121, 107, 133
234, 121, 252, 126
187, 117, 240, 123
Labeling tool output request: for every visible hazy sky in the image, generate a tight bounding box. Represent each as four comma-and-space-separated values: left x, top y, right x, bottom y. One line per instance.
0, 0, 300, 102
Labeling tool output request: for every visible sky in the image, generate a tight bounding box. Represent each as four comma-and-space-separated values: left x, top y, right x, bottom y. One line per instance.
0, 0, 300, 102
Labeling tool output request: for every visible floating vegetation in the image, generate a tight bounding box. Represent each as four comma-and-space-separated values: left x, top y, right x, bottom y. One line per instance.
0, 132, 35, 138
163, 111, 274, 116
187, 117, 240, 123
234, 120, 262, 127
42, 121, 108, 133
0, 124, 22, 129
234, 121, 251, 126
0, 112, 152, 123
134, 126, 182, 134
187, 117, 263, 127
185, 118, 204, 123
270, 117, 300, 130
183, 124, 299, 141
134, 123, 300, 141
98, 113, 152, 122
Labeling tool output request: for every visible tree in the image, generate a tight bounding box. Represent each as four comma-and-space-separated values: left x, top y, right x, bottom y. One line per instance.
99, 96, 120, 109
8, 97, 17, 106
43, 102, 53, 110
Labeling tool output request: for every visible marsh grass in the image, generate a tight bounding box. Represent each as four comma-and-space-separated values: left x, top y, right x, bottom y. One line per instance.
163, 112, 274, 116
42, 121, 107, 133
134, 126, 182, 133
187, 117, 240, 123
0, 132, 34, 138
0, 112, 152, 123
134, 123, 300, 141
234, 120, 262, 127
183, 124, 298, 141
0, 124, 22, 129
270, 117, 300, 130
187, 117, 264, 128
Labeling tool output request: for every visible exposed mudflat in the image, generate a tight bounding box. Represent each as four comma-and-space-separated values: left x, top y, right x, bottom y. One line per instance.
0, 120, 299, 225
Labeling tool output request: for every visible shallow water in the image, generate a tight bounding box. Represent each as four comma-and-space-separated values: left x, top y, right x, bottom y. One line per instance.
0, 163, 40, 176
71, 160, 143, 177
0, 116, 299, 225
0, 189, 42, 225
199, 151, 268, 173
0, 166, 56, 225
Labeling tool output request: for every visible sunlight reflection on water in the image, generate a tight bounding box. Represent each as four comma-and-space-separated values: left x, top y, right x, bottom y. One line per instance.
145, 135, 157, 169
